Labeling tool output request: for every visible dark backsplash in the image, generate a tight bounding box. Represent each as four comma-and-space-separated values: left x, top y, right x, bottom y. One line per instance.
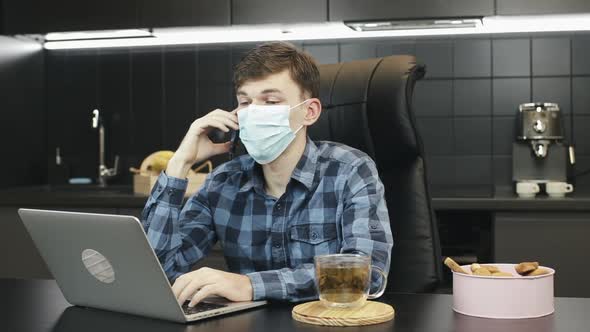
0, 36, 45, 189
45, 32, 590, 192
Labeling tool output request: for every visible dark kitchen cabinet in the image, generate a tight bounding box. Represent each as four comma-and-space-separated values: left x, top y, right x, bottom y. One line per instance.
232, 0, 328, 24
497, 0, 590, 15
140, 0, 230, 28
3, 0, 139, 34
493, 212, 590, 297
3, 0, 230, 34
0, 1, 4, 34
329, 0, 494, 21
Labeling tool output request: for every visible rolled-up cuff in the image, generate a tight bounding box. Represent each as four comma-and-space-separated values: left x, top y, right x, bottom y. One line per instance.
149, 172, 188, 207
246, 271, 286, 301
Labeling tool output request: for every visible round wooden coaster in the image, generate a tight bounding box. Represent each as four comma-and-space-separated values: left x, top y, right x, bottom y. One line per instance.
292, 301, 395, 327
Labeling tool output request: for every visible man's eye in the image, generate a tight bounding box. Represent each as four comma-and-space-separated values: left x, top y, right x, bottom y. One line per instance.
239, 101, 250, 106
266, 100, 279, 104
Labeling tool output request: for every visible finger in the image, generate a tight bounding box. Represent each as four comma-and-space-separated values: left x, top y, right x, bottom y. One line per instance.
189, 284, 218, 307
210, 115, 238, 130
211, 108, 239, 121
178, 279, 210, 305
212, 111, 239, 125
171, 275, 191, 300
224, 113, 239, 126
202, 118, 230, 133
210, 108, 228, 114
210, 109, 234, 119
176, 269, 215, 305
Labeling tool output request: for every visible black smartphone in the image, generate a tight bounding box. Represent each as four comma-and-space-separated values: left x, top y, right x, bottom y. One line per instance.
228, 129, 239, 160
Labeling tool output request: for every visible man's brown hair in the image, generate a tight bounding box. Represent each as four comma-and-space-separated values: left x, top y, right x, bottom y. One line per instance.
233, 41, 320, 99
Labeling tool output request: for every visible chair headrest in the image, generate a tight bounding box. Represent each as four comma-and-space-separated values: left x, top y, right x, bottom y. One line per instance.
310, 55, 424, 169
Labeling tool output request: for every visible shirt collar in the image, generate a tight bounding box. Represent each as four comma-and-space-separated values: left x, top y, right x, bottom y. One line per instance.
238, 136, 319, 193
290, 136, 319, 191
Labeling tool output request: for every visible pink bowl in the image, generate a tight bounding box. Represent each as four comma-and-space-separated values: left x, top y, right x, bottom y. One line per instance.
452, 263, 555, 319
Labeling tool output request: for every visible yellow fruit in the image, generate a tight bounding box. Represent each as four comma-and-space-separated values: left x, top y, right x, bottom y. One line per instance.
139, 150, 175, 175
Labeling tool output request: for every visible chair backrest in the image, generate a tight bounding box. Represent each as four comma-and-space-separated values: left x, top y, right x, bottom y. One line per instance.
309, 56, 442, 293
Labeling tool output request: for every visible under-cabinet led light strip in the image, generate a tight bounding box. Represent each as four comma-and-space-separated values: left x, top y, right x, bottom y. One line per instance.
42, 14, 590, 50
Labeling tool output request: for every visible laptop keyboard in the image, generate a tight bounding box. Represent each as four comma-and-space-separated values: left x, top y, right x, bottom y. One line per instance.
182, 301, 228, 315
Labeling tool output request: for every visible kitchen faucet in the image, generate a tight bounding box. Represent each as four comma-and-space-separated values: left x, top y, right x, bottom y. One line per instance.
91, 109, 119, 187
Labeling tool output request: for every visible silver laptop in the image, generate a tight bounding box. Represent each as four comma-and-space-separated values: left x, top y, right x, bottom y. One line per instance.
18, 208, 266, 323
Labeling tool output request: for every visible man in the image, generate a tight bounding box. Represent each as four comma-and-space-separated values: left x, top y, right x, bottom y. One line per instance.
141, 41, 393, 307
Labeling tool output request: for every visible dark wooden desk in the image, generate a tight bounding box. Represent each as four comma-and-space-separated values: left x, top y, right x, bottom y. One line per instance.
2, 278, 589, 332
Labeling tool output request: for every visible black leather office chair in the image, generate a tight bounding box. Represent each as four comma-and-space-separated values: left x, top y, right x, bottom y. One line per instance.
309, 56, 443, 293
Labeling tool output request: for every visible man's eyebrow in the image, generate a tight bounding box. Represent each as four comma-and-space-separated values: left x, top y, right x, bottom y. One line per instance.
261, 88, 283, 95
237, 88, 284, 97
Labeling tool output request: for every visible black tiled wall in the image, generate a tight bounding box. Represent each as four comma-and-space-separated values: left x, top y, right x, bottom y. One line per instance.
45, 32, 590, 192
0, 36, 45, 189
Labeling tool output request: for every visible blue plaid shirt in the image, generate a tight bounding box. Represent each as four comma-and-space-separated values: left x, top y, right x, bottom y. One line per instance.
141, 137, 393, 302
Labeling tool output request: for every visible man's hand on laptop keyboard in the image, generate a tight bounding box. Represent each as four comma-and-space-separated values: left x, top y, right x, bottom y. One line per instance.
172, 267, 253, 307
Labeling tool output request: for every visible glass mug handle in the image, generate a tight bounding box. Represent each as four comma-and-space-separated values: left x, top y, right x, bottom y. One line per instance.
367, 266, 387, 300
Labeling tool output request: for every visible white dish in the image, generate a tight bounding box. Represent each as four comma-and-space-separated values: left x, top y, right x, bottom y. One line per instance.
452, 263, 555, 319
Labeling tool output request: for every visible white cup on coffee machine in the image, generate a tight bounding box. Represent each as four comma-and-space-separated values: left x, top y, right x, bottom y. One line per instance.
516, 182, 540, 198
545, 182, 574, 198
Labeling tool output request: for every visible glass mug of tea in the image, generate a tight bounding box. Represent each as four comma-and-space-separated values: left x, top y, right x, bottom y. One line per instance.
314, 254, 387, 308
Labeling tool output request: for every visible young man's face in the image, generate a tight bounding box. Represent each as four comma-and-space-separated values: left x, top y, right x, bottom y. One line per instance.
236, 69, 309, 132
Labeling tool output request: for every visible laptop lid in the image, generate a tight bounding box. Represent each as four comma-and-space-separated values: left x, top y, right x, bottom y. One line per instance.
18, 208, 186, 322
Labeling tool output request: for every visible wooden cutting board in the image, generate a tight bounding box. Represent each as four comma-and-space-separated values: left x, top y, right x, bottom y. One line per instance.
292, 301, 395, 326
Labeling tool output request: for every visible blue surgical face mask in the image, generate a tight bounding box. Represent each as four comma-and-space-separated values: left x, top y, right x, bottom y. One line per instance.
237, 99, 309, 164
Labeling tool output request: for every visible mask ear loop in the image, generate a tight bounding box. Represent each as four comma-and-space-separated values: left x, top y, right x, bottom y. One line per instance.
289, 98, 311, 111
290, 99, 311, 135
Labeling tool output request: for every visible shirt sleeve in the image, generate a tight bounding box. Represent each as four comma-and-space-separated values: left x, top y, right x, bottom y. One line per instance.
140, 171, 217, 281
340, 157, 393, 294
246, 156, 393, 302
246, 264, 317, 302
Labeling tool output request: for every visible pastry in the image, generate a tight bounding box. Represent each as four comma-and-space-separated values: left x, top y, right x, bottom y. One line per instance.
482, 265, 500, 273
473, 268, 492, 276
515, 262, 539, 275
491, 271, 513, 277
444, 257, 468, 274
526, 268, 550, 276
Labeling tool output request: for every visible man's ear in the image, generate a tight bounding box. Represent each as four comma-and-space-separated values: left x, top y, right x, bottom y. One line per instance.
302, 98, 322, 126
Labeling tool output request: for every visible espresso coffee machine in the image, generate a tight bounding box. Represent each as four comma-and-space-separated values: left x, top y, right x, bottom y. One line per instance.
512, 102, 575, 187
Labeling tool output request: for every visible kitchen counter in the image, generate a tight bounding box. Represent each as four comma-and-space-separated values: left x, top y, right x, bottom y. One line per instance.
430, 185, 590, 211
0, 184, 590, 211
0, 184, 149, 208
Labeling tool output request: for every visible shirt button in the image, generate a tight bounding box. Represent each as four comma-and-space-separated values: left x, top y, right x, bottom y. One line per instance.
157, 185, 162, 191
311, 232, 318, 240
168, 189, 174, 195
273, 242, 281, 248
370, 224, 378, 230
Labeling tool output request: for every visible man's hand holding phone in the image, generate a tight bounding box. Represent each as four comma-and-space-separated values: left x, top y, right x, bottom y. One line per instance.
166, 109, 238, 179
